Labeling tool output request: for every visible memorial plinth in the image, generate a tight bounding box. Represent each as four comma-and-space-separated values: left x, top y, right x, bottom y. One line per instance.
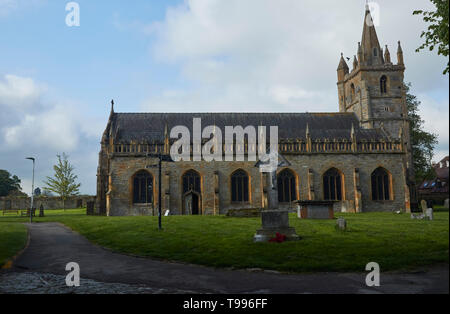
254, 210, 300, 242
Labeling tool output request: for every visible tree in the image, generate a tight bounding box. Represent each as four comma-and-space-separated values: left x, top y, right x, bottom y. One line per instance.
44, 153, 81, 210
0, 170, 22, 197
405, 83, 439, 183
413, 0, 449, 74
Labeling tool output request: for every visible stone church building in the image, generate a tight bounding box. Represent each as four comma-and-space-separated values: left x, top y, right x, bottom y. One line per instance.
96, 7, 416, 216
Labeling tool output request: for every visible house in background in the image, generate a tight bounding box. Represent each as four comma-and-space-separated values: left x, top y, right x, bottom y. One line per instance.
418, 156, 449, 205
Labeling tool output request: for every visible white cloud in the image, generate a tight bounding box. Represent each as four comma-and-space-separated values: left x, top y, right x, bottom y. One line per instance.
418, 93, 450, 162
0, 0, 43, 17
0, 0, 17, 16
0, 74, 81, 151
0, 74, 44, 109
0, 74, 103, 195
4, 107, 79, 151
139, 0, 448, 112
139, 0, 448, 156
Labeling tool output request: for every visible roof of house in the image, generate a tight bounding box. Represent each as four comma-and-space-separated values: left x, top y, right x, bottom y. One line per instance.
434, 156, 449, 181
104, 112, 391, 143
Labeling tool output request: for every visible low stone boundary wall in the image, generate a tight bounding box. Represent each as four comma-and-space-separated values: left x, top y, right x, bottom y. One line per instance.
226, 208, 261, 218
0, 196, 95, 211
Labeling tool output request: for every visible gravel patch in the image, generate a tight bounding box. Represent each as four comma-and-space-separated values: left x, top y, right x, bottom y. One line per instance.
0, 272, 194, 294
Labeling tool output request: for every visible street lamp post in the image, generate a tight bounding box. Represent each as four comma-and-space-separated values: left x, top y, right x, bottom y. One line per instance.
26, 157, 35, 224
147, 153, 174, 230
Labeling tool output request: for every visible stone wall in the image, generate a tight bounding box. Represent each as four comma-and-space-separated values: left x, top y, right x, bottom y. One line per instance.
104, 152, 408, 216
0, 196, 95, 211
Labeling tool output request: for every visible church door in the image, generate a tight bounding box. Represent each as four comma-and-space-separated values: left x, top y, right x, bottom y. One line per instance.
183, 191, 201, 215
182, 170, 202, 215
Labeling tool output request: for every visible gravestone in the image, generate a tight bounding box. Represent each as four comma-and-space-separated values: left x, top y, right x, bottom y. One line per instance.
336, 217, 347, 231
86, 201, 95, 216
420, 200, 427, 213
39, 204, 45, 217
425, 208, 433, 221
445, 199, 449, 209
297, 205, 302, 219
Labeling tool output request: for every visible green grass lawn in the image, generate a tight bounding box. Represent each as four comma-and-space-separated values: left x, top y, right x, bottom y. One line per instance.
0, 209, 448, 272
0, 223, 27, 268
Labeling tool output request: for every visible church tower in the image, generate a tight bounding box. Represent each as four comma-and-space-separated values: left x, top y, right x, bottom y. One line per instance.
337, 5, 418, 210
337, 5, 408, 141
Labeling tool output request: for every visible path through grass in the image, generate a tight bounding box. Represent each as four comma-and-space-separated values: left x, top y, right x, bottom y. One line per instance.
1, 209, 448, 272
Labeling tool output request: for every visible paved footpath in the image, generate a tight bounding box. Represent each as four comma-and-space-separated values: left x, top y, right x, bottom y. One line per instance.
1, 223, 448, 294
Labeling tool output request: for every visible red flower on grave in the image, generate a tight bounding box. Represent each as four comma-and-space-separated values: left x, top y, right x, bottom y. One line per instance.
269, 233, 287, 243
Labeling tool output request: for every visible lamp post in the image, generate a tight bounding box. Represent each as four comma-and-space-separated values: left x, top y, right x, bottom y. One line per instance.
26, 157, 35, 224
147, 153, 174, 230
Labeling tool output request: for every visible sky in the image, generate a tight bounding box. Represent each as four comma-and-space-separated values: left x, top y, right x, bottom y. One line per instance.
0, 0, 448, 196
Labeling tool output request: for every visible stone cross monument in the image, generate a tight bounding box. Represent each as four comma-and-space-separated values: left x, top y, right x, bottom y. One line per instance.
254, 152, 300, 242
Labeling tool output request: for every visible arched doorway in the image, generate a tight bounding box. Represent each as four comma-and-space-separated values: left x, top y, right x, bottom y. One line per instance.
182, 170, 202, 215
183, 190, 201, 215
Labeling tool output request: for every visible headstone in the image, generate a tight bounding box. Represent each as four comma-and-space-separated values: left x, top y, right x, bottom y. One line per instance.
164, 210, 170, 216
336, 218, 347, 231
297, 205, 302, 219
445, 199, 449, 209
39, 204, 45, 217
425, 208, 433, 221
86, 201, 95, 216
420, 200, 427, 213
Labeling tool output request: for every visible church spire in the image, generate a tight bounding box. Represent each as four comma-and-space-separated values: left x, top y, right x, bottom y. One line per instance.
337, 53, 349, 82
361, 5, 382, 65
353, 55, 358, 70
397, 41, 404, 65
384, 45, 391, 64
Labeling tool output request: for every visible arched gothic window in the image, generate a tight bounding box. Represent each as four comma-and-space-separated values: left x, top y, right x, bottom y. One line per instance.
371, 168, 391, 201
133, 171, 154, 204
278, 169, 297, 203
231, 170, 249, 203
182, 170, 201, 194
323, 168, 343, 201
380, 75, 388, 94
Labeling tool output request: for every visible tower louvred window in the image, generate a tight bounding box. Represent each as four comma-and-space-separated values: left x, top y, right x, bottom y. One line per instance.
380, 76, 387, 94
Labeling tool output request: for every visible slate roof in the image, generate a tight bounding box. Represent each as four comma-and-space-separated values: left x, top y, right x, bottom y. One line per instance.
434, 156, 449, 181
106, 112, 390, 143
